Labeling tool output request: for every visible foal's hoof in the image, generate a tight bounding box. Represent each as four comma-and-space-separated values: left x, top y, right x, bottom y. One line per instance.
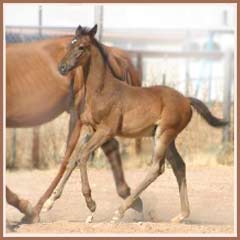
111, 209, 124, 223
171, 212, 189, 223
131, 197, 143, 213
85, 213, 94, 223
42, 198, 54, 212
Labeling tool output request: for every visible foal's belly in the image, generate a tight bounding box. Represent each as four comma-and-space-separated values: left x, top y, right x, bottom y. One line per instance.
118, 125, 157, 138
119, 108, 160, 138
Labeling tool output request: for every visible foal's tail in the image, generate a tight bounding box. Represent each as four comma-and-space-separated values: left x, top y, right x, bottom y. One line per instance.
189, 97, 228, 127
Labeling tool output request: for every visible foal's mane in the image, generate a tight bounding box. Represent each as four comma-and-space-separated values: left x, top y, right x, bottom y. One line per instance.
93, 39, 123, 80
75, 26, 125, 81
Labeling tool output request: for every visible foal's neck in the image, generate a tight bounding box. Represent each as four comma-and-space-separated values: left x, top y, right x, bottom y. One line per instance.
85, 43, 109, 95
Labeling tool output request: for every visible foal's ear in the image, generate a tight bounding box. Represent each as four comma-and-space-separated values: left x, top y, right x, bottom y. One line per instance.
89, 24, 98, 38
76, 25, 82, 36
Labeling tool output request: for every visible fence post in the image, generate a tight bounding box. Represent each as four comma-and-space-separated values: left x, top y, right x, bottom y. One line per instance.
136, 53, 143, 85
11, 129, 17, 168
162, 73, 166, 85
32, 127, 41, 168
94, 5, 104, 41
222, 51, 233, 144
135, 53, 143, 154
38, 5, 43, 38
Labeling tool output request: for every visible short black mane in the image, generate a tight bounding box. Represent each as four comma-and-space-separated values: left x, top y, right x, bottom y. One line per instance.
75, 25, 124, 81
93, 39, 124, 81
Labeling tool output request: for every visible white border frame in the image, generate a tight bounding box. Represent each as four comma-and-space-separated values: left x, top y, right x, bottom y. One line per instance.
3, 2, 238, 238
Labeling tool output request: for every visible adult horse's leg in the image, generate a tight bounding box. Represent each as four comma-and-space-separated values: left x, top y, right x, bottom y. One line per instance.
166, 141, 190, 223
101, 139, 143, 212
67, 109, 79, 145
6, 186, 34, 217
21, 119, 82, 223
112, 127, 175, 222
101, 139, 130, 198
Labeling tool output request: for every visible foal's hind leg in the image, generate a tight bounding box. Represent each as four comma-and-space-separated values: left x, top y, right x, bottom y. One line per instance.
112, 127, 176, 222
166, 141, 190, 223
101, 139, 143, 213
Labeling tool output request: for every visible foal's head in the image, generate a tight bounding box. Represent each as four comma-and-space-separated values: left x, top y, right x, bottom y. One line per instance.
58, 25, 98, 75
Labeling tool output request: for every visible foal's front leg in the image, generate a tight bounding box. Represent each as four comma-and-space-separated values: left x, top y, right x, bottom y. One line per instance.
42, 125, 93, 212
78, 128, 112, 222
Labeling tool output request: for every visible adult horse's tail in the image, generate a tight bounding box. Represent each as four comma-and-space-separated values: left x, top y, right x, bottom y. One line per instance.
189, 97, 228, 127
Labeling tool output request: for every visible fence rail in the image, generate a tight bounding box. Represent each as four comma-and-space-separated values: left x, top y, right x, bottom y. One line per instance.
128, 49, 224, 59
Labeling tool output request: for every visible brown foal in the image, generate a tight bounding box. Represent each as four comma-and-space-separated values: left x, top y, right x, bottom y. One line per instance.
47, 24, 228, 223
6, 36, 141, 223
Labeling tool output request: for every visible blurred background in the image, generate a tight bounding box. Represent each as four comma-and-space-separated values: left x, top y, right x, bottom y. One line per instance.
5, 3, 235, 169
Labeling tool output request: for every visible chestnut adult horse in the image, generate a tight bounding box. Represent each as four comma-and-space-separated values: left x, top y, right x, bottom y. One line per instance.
52, 25, 227, 223
6, 35, 141, 223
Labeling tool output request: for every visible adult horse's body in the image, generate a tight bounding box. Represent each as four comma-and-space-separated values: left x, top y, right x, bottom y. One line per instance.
6, 36, 141, 222
7, 37, 140, 127
52, 25, 227, 223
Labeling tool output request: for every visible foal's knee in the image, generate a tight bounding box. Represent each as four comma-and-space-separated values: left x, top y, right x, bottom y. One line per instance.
148, 163, 163, 181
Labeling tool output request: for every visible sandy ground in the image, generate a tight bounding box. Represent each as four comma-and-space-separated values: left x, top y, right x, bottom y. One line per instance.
5, 165, 235, 235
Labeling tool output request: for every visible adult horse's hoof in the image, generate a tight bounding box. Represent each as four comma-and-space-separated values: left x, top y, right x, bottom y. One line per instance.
19, 199, 34, 217
18, 200, 39, 224
19, 200, 40, 224
131, 197, 143, 213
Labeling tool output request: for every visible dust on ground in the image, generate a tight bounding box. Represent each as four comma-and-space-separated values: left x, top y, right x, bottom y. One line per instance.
6, 165, 234, 235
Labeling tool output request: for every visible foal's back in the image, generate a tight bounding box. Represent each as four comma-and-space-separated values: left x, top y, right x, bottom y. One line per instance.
114, 81, 192, 137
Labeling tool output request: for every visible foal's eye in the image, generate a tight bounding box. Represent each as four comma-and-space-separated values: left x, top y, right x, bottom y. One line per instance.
79, 46, 84, 51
